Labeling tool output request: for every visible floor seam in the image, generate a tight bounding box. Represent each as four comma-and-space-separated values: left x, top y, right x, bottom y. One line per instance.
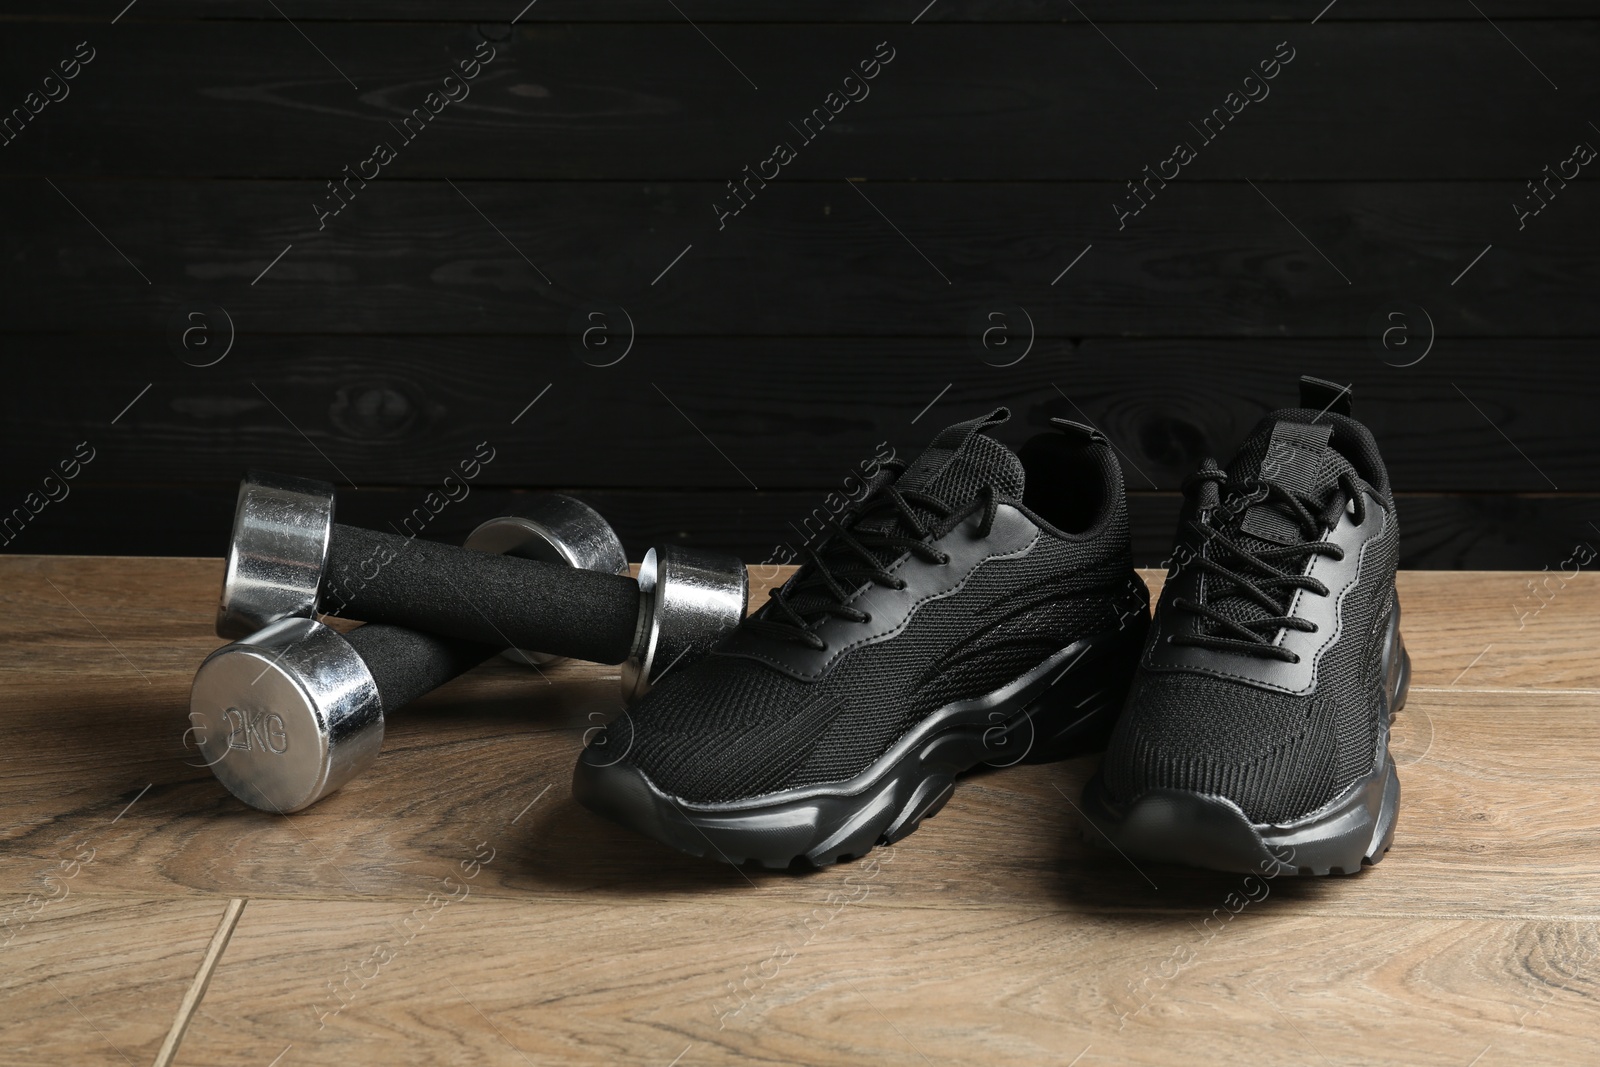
150, 896, 247, 1067
1411, 686, 1600, 696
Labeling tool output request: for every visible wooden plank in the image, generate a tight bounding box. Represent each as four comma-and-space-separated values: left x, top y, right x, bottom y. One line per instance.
2, 557, 1598, 919
174, 898, 1600, 1067
9, 2, 1598, 21
2, 340, 1597, 498
1064, 340, 1599, 494
5, 180, 1592, 335
5, 486, 1600, 571
0, 896, 241, 1067
1, 24, 1594, 179
1375, 494, 1600, 575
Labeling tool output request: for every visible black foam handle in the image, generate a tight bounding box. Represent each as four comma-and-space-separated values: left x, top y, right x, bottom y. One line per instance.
319, 525, 640, 664
344, 623, 501, 711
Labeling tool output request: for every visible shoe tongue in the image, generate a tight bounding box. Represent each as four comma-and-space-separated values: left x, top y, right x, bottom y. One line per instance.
781, 409, 1023, 622
1224, 410, 1356, 545
890, 406, 1026, 506
1194, 410, 1360, 643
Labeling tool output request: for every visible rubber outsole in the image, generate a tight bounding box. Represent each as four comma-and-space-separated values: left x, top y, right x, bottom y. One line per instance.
573, 617, 1150, 870
1081, 622, 1411, 878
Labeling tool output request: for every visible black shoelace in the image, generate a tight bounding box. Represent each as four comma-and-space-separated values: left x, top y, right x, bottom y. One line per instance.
747, 461, 1001, 650
1169, 464, 1367, 663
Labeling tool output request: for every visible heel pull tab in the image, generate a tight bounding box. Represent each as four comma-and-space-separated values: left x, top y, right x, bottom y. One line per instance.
1299, 375, 1353, 416
1049, 417, 1108, 446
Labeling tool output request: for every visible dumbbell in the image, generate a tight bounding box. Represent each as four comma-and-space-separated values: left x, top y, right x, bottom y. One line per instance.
190, 617, 498, 813
461, 494, 628, 668
214, 471, 748, 702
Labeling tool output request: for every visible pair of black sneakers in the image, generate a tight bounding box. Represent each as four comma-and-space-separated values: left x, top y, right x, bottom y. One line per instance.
575, 377, 1410, 877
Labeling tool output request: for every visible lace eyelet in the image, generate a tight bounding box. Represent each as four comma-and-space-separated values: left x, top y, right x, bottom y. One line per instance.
1307, 624, 1319, 634
894, 580, 908, 591
1289, 653, 1301, 664
859, 614, 872, 624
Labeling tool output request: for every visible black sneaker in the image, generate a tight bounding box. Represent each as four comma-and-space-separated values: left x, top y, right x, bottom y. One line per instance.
1083, 377, 1410, 876
575, 408, 1150, 868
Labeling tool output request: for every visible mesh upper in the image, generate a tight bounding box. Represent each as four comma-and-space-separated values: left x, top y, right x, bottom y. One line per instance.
1226, 408, 1389, 497
592, 414, 1138, 803
1100, 407, 1400, 824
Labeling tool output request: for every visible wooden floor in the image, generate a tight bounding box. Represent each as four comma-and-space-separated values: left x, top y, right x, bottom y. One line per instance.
3, 556, 1598, 1066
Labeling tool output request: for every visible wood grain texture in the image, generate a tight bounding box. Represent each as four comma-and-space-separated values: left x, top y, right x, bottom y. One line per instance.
1, 339, 1594, 489
4, 182, 1594, 336
2, 557, 1598, 921
0, 897, 239, 1067
173, 900, 1600, 1067
2, 556, 1599, 1065
0, 0, 1594, 1052
1, 23, 1595, 180
3, 9, 1592, 563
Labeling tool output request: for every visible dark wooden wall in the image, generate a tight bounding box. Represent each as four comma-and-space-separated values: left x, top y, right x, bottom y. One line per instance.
2, 2, 1596, 568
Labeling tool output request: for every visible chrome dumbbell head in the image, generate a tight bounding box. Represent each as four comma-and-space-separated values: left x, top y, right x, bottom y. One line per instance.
621, 545, 750, 704
463, 494, 629, 666
216, 471, 336, 640
190, 618, 383, 813
191, 617, 494, 813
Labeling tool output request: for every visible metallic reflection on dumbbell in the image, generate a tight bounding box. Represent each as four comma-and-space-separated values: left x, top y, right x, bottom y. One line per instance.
190, 618, 496, 813
463, 494, 628, 667
623, 546, 748, 702
216, 470, 333, 640
214, 471, 749, 702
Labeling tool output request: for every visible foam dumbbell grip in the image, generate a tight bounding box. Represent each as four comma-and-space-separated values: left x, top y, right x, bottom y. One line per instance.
342, 622, 500, 711
319, 524, 640, 665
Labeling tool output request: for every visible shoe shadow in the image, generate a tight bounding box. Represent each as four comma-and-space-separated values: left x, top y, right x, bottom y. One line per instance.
1038, 759, 1348, 918
415, 677, 825, 897
511, 793, 824, 897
